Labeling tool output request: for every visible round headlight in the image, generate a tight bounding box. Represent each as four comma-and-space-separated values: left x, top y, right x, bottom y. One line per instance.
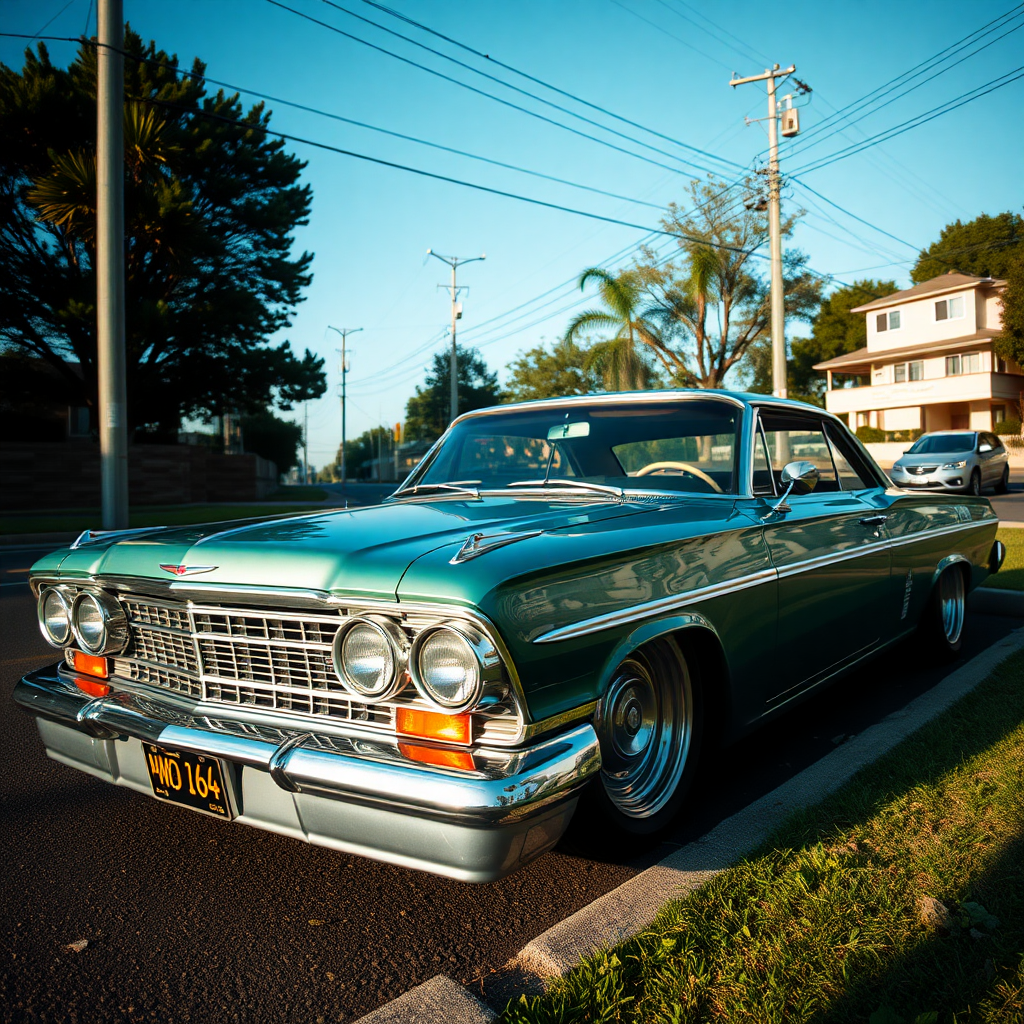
332, 618, 406, 701
38, 588, 72, 647
412, 627, 481, 711
70, 590, 128, 655
73, 593, 107, 653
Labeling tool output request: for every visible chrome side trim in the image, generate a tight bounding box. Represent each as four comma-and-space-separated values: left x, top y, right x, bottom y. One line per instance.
533, 568, 777, 644
932, 553, 972, 588
532, 518, 993, 645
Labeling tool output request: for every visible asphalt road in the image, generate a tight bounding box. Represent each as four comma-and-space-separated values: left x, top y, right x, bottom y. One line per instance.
2, 534, 1022, 1023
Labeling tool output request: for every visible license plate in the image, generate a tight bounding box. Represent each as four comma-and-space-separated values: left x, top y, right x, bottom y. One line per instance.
144, 743, 233, 820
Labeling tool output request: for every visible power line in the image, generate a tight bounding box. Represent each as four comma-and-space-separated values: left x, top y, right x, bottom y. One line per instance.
791, 63, 1024, 176
265, 0, 723, 179
358, 0, 744, 170
140, 97, 765, 260
790, 3, 1024, 149
792, 9, 1024, 156
606, 0, 733, 73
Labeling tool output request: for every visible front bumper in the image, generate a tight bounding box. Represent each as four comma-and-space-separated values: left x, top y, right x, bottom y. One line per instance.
890, 466, 968, 491
14, 666, 601, 882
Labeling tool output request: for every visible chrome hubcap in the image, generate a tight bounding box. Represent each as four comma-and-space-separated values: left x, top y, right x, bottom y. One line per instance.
598, 647, 692, 820
939, 569, 964, 645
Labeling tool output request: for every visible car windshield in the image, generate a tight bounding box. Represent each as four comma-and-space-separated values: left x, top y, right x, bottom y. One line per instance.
405, 399, 741, 496
907, 433, 976, 455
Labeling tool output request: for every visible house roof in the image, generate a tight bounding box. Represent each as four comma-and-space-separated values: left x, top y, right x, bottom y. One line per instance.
812, 329, 1002, 371
849, 272, 1006, 313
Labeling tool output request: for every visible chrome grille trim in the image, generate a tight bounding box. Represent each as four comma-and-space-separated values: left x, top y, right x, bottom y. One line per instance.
108, 595, 523, 744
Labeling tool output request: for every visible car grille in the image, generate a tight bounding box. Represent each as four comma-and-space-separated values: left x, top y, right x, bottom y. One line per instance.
907, 465, 937, 475
105, 596, 522, 744
113, 598, 392, 728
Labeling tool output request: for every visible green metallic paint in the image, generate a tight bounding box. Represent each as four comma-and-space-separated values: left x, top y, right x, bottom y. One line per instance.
29, 392, 1001, 748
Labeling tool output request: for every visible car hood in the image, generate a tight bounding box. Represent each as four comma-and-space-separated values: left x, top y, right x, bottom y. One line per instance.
41, 497, 657, 600
895, 451, 974, 466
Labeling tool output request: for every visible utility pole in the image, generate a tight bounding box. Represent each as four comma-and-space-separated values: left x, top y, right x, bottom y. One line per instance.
730, 64, 796, 400
302, 402, 309, 485
426, 250, 485, 424
97, 0, 128, 528
327, 326, 361, 504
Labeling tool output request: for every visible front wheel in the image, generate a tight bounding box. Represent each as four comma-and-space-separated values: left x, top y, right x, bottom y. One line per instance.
967, 469, 982, 496
580, 637, 703, 838
995, 465, 1010, 494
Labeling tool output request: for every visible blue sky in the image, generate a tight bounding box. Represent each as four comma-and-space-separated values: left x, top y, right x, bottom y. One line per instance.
3, 0, 1022, 468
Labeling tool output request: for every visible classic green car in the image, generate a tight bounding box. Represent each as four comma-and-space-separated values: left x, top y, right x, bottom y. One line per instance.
17, 391, 1006, 881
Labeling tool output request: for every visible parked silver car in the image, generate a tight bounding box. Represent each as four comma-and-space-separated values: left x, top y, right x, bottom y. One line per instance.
890, 430, 1010, 495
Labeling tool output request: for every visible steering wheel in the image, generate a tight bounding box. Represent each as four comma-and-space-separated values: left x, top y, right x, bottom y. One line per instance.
634, 461, 723, 493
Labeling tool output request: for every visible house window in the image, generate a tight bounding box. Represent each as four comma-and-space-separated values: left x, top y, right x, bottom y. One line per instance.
993, 405, 1006, 424
935, 296, 965, 321
892, 360, 923, 383
995, 356, 1007, 373
946, 352, 981, 376
875, 309, 901, 332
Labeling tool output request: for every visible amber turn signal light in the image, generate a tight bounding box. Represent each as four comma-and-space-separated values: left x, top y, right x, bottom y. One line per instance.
398, 742, 475, 772
395, 707, 472, 745
73, 651, 109, 679
74, 677, 111, 698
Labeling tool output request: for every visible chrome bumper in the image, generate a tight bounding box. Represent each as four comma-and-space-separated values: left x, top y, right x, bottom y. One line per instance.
14, 666, 601, 882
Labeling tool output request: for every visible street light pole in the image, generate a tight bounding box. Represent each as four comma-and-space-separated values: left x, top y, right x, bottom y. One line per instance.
97, 0, 128, 528
426, 250, 485, 424
730, 63, 796, 399
327, 325, 361, 506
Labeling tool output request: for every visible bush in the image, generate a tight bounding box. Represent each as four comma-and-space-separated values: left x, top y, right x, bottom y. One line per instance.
994, 417, 1021, 436
856, 426, 886, 443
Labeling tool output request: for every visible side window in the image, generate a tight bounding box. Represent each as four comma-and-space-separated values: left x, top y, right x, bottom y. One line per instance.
759, 412, 838, 494
826, 431, 869, 489
752, 422, 775, 496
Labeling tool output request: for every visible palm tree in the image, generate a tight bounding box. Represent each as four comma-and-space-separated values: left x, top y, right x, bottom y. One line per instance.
563, 267, 663, 391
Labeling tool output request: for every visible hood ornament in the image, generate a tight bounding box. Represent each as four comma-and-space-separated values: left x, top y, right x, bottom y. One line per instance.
158, 564, 218, 577
450, 530, 542, 565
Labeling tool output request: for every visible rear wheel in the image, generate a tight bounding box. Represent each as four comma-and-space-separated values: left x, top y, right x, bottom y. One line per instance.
580, 637, 703, 838
967, 469, 982, 496
919, 566, 965, 661
995, 465, 1010, 494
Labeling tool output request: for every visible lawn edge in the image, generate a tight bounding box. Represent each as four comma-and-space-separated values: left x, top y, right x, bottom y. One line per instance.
509, 625, 1024, 985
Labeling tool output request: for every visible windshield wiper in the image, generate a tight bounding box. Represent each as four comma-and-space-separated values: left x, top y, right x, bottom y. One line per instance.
391, 481, 480, 499
503, 479, 623, 499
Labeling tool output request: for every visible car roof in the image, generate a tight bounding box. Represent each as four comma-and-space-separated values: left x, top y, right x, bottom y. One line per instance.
454, 389, 835, 424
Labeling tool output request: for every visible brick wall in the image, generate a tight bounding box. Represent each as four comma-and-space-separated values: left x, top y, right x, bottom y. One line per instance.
0, 442, 278, 511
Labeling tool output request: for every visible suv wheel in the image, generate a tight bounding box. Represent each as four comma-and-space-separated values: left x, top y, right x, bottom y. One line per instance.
967, 469, 981, 496
995, 464, 1010, 494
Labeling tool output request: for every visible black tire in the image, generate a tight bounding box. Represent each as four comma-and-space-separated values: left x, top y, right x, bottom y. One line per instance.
575, 636, 704, 841
995, 465, 1010, 494
967, 469, 981, 496
918, 566, 966, 662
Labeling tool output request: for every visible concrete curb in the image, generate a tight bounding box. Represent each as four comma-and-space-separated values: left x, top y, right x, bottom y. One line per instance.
512, 625, 1024, 981
969, 587, 1024, 617
355, 627, 1024, 1021
353, 974, 496, 1023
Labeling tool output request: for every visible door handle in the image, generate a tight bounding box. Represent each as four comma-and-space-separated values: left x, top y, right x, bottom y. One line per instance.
860, 514, 888, 528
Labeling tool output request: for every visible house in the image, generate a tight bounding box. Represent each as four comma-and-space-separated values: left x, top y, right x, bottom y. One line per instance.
813, 272, 1022, 433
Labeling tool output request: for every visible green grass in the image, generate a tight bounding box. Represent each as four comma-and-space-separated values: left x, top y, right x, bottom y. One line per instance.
505, 649, 1024, 1024
0, 505, 317, 535
986, 528, 1024, 591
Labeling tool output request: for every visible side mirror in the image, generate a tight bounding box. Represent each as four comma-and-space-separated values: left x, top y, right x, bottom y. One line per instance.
763, 461, 820, 520
979, 443, 992, 453
780, 460, 820, 495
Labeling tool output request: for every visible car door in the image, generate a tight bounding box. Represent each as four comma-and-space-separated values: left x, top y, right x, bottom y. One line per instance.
978, 433, 1002, 485
754, 408, 892, 708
